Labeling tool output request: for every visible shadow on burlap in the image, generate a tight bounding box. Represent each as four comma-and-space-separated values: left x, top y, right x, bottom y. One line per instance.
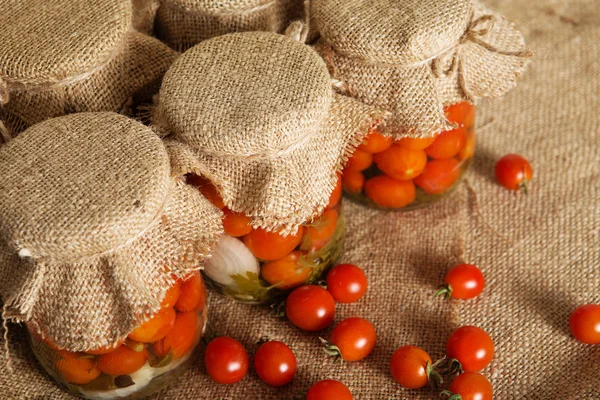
1, 0, 599, 398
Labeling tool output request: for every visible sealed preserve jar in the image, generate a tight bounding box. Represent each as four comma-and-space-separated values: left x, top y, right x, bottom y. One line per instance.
155, 0, 305, 51
0, 113, 222, 398
0, 0, 178, 136
155, 32, 385, 303
312, 0, 531, 209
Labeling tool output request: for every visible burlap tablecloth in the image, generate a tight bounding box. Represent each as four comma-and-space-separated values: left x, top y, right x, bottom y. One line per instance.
1, 0, 599, 398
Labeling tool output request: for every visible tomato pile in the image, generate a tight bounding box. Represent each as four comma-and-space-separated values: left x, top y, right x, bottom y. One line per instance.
343, 102, 476, 209
188, 175, 344, 303
34, 272, 207, 393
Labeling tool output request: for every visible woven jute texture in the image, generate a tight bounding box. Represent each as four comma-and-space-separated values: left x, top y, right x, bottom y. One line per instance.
0, 112, 223, 352
133, 0, 161, 35
313, 0, 532, 139
157, 32, 386, 234
155, 0, 305, 51
1, 0, 600, 398
0, 0, 178, 137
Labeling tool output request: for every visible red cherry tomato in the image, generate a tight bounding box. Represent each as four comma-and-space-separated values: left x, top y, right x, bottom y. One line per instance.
306, 379, 353, 400
390, 346, 432, 389
254, 341, 297, 387
445, 372, 493, 400
446, 326, 494, 372
495, 154, 533, 191
569, 304, 600, 344
204, 336, 249, 384
437, 264, 485, 300
328, 317, 376, 362
285, 285, 335, 331
326, 264, 367, 304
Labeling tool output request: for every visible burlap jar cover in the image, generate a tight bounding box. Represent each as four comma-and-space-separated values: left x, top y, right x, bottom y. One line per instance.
0, 0, 178, 138
155, 0, 307, 51
154, 32, 388, 234
0, 112, 223, 352
312, 0, 532, 139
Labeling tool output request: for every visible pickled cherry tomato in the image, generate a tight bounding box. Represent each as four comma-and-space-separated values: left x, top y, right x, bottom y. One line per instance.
153, 311, 198, 359
175, 271, 203, 312
374, 145, 427, 180
327, 177, 342, 209
358, 131, 393, 154
243, 227, 304, 261
425, 128, 466, 160
161, 280, 181, 308
188, 175, 225, 209
347, 149, 373, 171
414, 158, 461, 195
306, 380, 353, 400
445, 102, 474, 126
342, 169, 365, 194
97, 345, 149, 376
397, 136, 436, 150
458, 130, 476, 161
128, 307, 176, 343
302, 209, 338, 251
55, 350, 101, 384
194, 275, 207, 312
261, 251, 311, 290
223, 209, 253, 237
364, 176, 416, 208
85, 341, 123, 355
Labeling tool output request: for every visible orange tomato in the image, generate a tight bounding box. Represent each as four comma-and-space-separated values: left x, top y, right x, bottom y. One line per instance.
358, 131, 393, 154
346, 149, 373, 171
223, 209, 253, 237
397, 136, 436, 150
187, 175, 225, 209
243, 227, 304, 261
97, 345, 148, 376
302, 209, 338, 251
425, 128, 466, 160
261, 251, 311, 290
414, 158, 461, 194
445, 102, 474, 126
364, 176, 416, 208
374, 145, 427, 180
85, 341, 123, 355
153, 311, 198, 359
55, 350, 101, 384
327, 177, 342, 209
342, 168, 365, 194
161, 280, 181, 308
128, 307, 176, 343
457, 129, 476, 161
175, 271, 204, 312
194, 274, 207, 313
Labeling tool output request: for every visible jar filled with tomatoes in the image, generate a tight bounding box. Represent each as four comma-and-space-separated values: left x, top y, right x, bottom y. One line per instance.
313, 0, 531, 209
155, 32, 385, 303
0, 113, 223, 398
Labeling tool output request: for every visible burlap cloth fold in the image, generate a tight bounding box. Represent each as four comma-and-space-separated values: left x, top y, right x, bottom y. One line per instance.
312, 0, 532, 139
0, 112, 223, 352
156, 31, 386, 234
1, 0, 599, 398
0, 0, 178, 137
155, 0, 306, 51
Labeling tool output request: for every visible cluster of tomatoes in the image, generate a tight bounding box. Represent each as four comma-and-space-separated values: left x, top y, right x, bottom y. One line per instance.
342, 102, 476, 208
45, 272, 206, 386
203, 263, 368, 398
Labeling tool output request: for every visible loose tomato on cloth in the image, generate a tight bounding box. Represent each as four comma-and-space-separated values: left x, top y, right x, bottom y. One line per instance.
254, 341, 297, 387
204, 337, 249, 384
322, 317, 376, 362
569, 304, 600, 344
285, 285, 335, 331
495, 154, 533, 192
441, 372, 493, 400
326, 264, 367, 304
390, 346, 442, 389
306, 379, 353, 400
446, 326, 494, 372
436, 264, 485, 300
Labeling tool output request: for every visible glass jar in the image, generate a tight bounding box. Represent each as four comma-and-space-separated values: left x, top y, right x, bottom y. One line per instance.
189, 175, 345, 304
28, 273, 208, 399
342, 102, 475, 210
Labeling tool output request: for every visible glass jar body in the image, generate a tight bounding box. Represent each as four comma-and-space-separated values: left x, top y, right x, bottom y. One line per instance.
343, 102, 476, 210
28, 274, 208, 399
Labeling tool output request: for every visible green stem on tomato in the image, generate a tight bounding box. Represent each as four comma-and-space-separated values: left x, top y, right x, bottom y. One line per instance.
435, 283, 454, 300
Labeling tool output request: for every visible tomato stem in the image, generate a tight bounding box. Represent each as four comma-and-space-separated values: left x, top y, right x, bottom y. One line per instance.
270, 300, 286, 318
440, 390, 462, 400
125, 338, 144, 352
426, 359, 444, 390
319, 337, 343, 364
435, 284, 454, 300
444, 358, 463, 375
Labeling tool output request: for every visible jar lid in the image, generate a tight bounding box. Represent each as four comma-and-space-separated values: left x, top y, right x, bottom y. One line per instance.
0, 112, 171, 262
313, 0, 473, 65
0, 0, 132, 87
